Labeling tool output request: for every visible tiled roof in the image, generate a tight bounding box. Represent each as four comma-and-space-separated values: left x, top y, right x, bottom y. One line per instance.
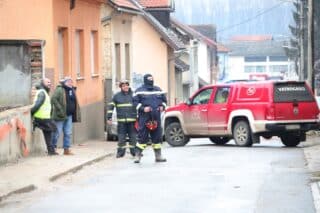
225, 40, 287, 56
189, 24, 217, 41
217, 43, 229, 53
230, 35, 273, 42
108, 0, 184, 50
171, 18, 217, 48
175, 58, 189, 72
109, 0, 139, 10
137, 0, 171, 8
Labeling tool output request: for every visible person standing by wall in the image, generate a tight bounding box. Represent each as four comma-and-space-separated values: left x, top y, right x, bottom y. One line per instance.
107, 79, 137, 158
133, 74, 167, 163
31, 78, 58, 155
51, 77, 81, 155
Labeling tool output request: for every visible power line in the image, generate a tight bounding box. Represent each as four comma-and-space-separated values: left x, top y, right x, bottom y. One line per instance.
217, 1, 286, 33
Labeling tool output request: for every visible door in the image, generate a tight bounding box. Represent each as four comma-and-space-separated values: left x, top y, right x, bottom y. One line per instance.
183, 88, 213, 135
207, 87, 231, 135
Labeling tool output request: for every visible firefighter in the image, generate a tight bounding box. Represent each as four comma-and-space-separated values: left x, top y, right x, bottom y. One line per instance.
107, 79, 137, 158
133, 74, 167, 163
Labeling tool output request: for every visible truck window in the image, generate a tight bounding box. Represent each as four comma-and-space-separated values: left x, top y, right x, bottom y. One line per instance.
214, 87, 230, 104
192, 88, 213, 105
273, 82, 314, 103
274, 82, 314, 102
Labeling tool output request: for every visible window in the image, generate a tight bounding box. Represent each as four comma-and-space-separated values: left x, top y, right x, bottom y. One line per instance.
269, 65, 288, 73
192, 88, 213, 105
58, 27, 68, 79
75, 29, 84, 78
90, 30, 98, 76
244, 56, 267, 62
244, 66, 266, 73
125, 43, 130, 81
214, 87, 230, 104
269, 56, 288, 62
115, 43, 121, 82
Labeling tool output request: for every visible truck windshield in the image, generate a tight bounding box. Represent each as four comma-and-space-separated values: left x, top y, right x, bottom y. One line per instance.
273, 82, 314, 102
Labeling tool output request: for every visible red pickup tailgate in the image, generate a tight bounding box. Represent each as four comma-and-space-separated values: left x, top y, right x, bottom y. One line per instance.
272, 82, 319, 120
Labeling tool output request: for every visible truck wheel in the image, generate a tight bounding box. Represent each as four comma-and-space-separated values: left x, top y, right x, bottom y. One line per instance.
233, 121, 253, 147
165, 122, 188, 147
280, 134, 300, 147
209, 137, 230, 145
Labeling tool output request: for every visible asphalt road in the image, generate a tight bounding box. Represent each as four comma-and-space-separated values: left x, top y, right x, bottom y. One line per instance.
2, 138, 316, 213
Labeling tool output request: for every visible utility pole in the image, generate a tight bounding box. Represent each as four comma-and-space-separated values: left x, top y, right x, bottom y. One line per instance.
307, 0, 314, 90
299, 0, 305, 81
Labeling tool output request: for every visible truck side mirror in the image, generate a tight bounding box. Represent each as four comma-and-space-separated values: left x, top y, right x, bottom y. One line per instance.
186, 99, 192, 106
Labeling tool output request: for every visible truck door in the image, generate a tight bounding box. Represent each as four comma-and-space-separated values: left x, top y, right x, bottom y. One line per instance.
207, 87, 231, 135
183, 88, 213, 135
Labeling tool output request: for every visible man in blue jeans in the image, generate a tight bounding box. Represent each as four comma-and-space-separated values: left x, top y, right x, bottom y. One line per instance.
51, 77, 81, 155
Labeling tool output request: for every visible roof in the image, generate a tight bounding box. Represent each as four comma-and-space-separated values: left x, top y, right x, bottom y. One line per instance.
109, 0, 139, 11
230, 35, 273, 42
175, 58, 189, 72
107, 0, 184, 50
137, 0, 171, 8
217, 43, 230, 53
171, 18, 217, 48
225, 40, 287, 57
189, 24, 216, 41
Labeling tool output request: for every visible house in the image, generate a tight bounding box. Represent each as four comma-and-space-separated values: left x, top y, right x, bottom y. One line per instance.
225, 35, 297, 81
101, 0, 185, 107
170, 18, 218, 100
216, 43, 230, 82
0, 0, 105, 143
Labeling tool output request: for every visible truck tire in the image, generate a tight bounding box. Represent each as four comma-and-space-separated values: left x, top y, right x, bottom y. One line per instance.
233, 120, 253, 147
165, 122, 189, 147
280, 133, 300, 147
209, 137, 230, 145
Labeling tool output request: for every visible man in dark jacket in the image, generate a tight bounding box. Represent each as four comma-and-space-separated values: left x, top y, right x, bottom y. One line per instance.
108, 79, 137, 158
31, 78, 58, 155
51, 77, 81, 155
133, 74, 167, 163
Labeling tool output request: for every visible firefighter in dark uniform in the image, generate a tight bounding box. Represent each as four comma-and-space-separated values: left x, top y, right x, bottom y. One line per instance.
107, 80, 137, 158
133, 74, 167, 163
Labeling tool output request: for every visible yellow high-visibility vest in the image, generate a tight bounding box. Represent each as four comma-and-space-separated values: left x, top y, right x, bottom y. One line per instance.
33, 89, 51, 119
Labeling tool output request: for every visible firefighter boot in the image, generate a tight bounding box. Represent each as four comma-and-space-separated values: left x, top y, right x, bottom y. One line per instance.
134, 148, 142, 163
129, 148, 136, 157
116, 148, 126, 158
154, 149, 167, 162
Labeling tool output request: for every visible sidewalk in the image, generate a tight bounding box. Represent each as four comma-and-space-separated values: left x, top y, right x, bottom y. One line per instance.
304, 135, 320, 213
0, 140, 117, 202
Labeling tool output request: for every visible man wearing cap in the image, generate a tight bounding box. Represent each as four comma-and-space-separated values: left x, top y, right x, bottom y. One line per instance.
107, 79, 137, 158
133, 74, 167, 163
51, 77, 81, 155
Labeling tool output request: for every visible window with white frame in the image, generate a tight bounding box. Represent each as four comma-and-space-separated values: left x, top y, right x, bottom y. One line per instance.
90, 30, 98, 76
75, 29, 84, 78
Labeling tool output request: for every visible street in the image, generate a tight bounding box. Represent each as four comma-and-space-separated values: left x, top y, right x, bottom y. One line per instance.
1, 138, 316, 213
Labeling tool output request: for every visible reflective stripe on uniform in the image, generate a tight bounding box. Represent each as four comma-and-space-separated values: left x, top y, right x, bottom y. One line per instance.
136, 143, 147, 150
134, 91, 166, 96
117, 118, 136, 122
116, 103, 133, 107
107, 110, 113, 113
109, 102, 115, 106
152, 143, 162, 149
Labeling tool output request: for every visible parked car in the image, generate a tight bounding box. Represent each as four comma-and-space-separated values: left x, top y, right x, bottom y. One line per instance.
164, 81, 320, 147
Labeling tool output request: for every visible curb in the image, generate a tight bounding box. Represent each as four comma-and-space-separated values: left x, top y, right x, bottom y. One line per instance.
0, 184, 36, 203
49, 153, 114, 182
0, 152, 114, 203
312, 182, 320, 213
